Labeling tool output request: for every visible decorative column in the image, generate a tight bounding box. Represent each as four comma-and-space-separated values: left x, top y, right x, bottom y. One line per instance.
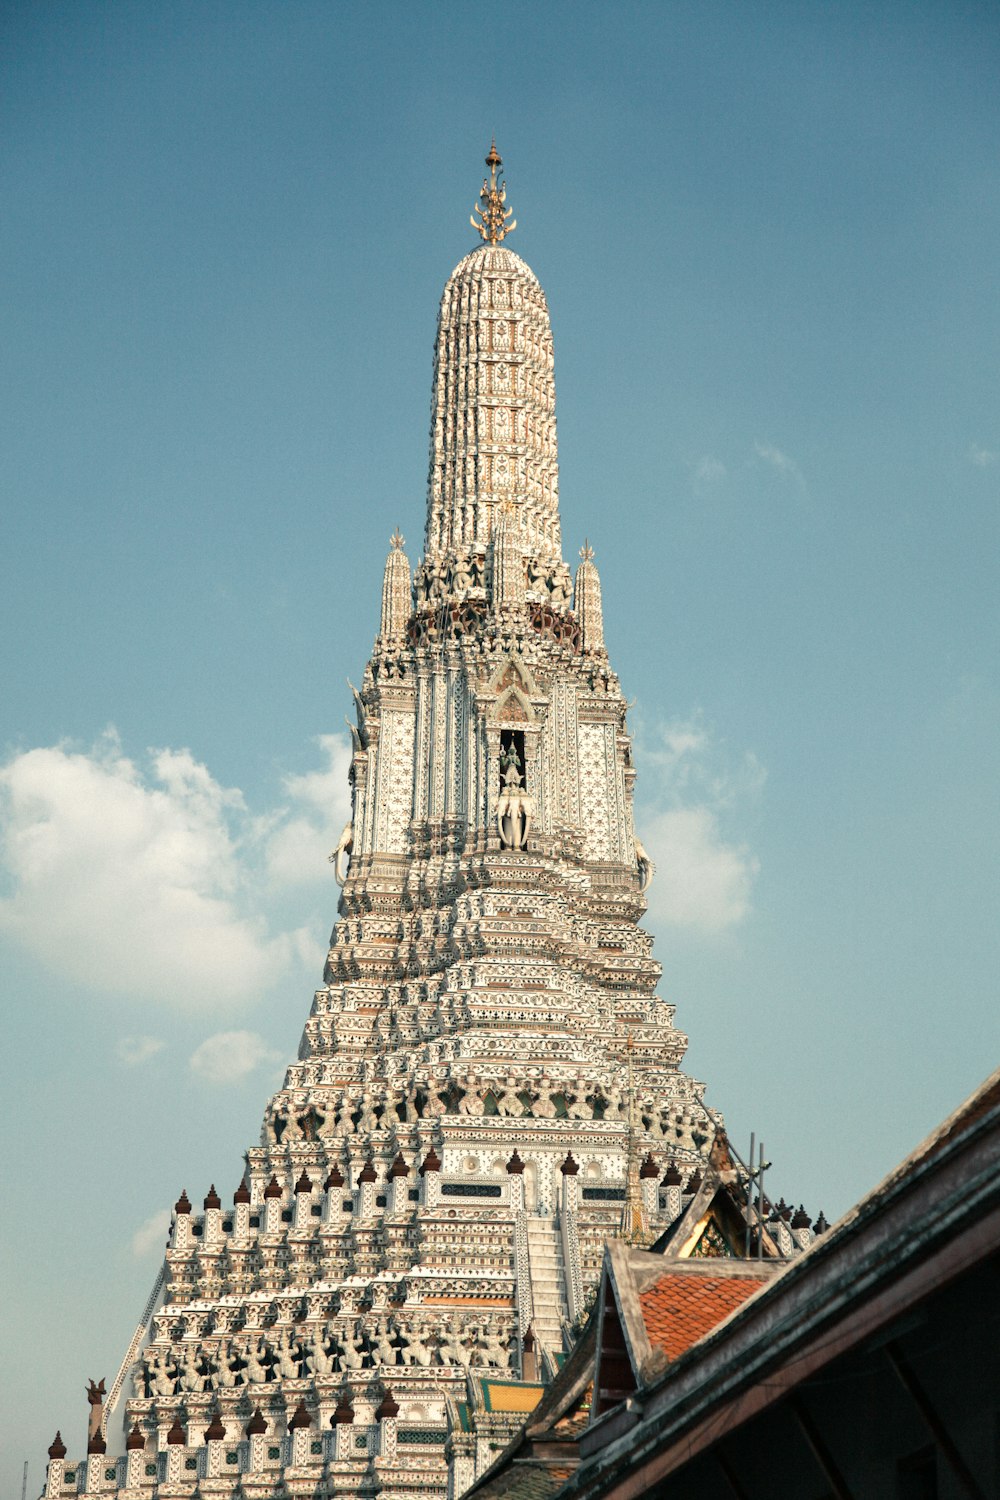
506, 1150, 525, 1212
419, 1147, 441, 1209
791, 1205, 813, 1252
293, 1170, 314, 1230
387, 1152, 411, 1213
288, 1401, 314, 1468
661, 1161, 683, 1222
203, 1412, 227, 1479
559, 1152, 583, 1323
124, 1422, 147, 1489
262, 1175, 284, 1234
330, 1394, 355, 1462
520, 1326, 537, 1382
164, 1417, 186, 1487
508, 1151, 532, 1337
245, 1408, 268, 1474
84, 1450, 106, 1494
170, 1189, 192, 1251
375, 1388, 399, 1462
203, 1185, 223, 1245
559, 1152, 579, 1215
356, 1159, 378, 1218
44, 1432, 66, 1499
323, 1164, 348, 1224
640, 1153, 660, 1222
232, 1177, 251, 1240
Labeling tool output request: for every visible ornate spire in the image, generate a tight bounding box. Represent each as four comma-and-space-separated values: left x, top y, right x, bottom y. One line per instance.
490, 502, 526, 613
380, 531, 411, 641
471, 137, 516, 245
427, 157, 559, 565
574, 539, 605, 652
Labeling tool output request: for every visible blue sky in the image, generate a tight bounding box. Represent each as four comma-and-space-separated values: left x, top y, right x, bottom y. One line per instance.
2, 0, 998, 1485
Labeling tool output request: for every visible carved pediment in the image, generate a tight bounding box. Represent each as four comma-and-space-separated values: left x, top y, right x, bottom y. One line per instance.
485, 653, 543, 725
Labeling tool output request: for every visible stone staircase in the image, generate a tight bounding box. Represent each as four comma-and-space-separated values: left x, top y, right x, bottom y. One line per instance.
525, 1216, 570, 1361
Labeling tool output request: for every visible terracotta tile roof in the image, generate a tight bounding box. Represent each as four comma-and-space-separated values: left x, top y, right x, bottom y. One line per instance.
639, 1272, 770, 1361
472, 1460, 568, 1499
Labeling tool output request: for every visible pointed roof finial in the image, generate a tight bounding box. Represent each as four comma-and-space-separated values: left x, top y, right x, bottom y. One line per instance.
579, 538, 594, 563
472, 138, 516, 245
389, 528, 405, 551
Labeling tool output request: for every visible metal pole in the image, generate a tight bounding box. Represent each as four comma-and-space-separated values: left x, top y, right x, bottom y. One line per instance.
757, 1143, 765, 1259
745, 1133, 755, 1257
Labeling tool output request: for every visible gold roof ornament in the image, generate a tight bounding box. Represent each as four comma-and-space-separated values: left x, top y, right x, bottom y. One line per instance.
471, 137, 516, 245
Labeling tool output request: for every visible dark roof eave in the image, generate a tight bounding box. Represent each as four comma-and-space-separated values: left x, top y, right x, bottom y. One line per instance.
563, 1065, 1000, 1499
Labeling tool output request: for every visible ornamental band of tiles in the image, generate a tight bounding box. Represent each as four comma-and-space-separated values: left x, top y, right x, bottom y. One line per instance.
41, 144, 782, 1500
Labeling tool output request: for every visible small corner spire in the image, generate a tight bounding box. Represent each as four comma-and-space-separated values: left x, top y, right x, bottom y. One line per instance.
471, 138, 516, 245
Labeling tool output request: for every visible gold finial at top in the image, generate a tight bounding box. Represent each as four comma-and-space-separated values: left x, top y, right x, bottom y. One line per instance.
471, 137, 516, 245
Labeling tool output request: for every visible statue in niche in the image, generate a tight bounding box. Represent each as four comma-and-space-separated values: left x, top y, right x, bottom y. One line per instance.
458, 1077, 485, 1116
439, 1317, 471, 1370
176, 1350, 202, 1392
423, 1085, 448, 1117
356, 1090, 379, 1132
215, 1346, 243, 1390
146, 1353, 177, 1398
553, 574, 571, 606
332, 1092, 355, 1136
497, 731, 534, 851
333, 1329, 362, 1373
494, 1076, 525, 1116
400, 1321, 434, 1368
310, 1329, 338, 1378
244, 1338, 272, 1385
565, 1086, 593, 1120
531, 1081, 558, 1119
372, 1319, 399, 1367
500, 738, 522, 786
481, 1322, 510, 1370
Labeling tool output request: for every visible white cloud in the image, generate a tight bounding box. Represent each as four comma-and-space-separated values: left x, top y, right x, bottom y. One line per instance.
642, 806, 758, 932
189, 1029, 282, 1085
753, 441, 806, 491
692, 455, 727, 488
0, 731, 322, 1010
263, 734, 353, 886
635, 713, 764, 934
117, 1035, 165, 1066
968, 444, 998, 467
131, 1209, 170, 1258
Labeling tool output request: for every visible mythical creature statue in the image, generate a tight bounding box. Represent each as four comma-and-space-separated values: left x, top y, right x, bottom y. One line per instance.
635, 835, 654, 892
330, 822, 354, 886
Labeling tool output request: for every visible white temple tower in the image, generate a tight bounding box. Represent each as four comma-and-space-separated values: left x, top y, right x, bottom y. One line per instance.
42, 144, 722, 1500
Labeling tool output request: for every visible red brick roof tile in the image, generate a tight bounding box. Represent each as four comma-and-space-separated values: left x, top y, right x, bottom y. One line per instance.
639, 1273, 769, 1361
